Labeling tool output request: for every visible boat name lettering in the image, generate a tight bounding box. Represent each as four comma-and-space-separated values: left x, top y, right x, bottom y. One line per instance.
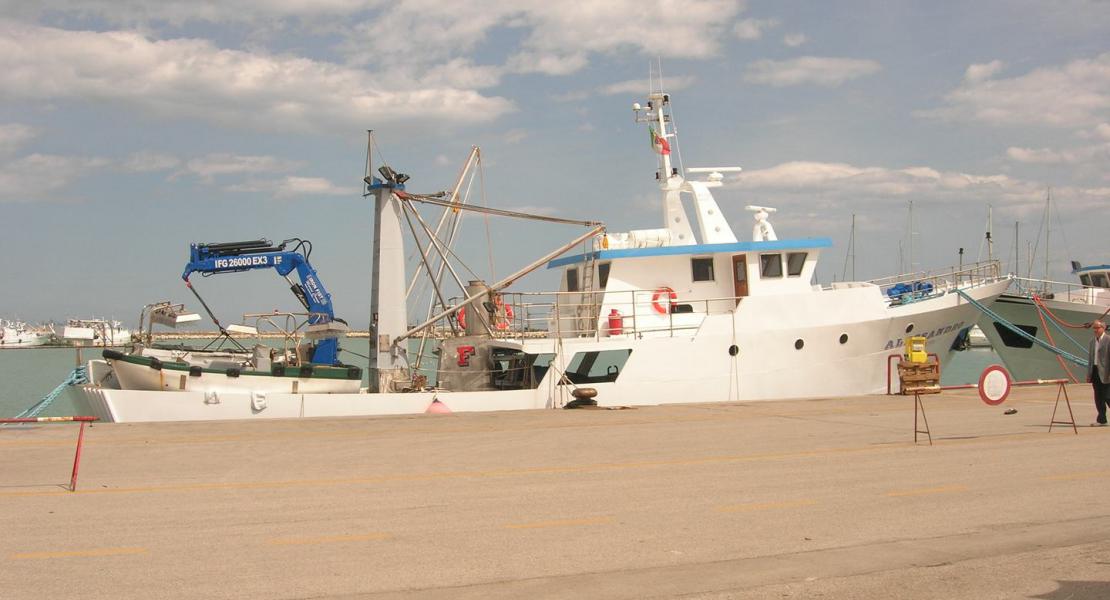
214, 256, 272, 269
882, 321, 965, 351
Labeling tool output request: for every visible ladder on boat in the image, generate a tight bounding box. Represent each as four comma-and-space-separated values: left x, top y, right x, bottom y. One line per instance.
576, 251, 599, 336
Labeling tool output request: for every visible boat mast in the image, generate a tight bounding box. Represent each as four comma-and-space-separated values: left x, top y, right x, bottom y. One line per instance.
364, 132, 411, 393
1044, 188, 1051, 283
987, 205, 993, 262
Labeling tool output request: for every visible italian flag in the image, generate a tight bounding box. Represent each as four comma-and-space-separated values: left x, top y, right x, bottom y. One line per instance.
650, 127, 671, 155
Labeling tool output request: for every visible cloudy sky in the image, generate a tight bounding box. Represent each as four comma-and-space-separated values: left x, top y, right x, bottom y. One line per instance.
1, 0, 1108, 328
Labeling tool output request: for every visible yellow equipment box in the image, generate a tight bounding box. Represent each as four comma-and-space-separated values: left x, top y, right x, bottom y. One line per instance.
904, 336, 928, 363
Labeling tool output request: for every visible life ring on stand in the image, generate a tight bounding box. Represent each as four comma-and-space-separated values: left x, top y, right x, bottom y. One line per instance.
651, 287, 677, 314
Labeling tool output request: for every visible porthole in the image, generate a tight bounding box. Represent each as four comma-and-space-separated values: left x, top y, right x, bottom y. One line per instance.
794, 339, 804, 350
839, 333, 848, 344
905, 323, 914, 334
728, 344, 739, 356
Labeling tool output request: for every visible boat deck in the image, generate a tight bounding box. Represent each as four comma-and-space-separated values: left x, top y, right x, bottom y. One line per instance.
3, 385, 1109, 599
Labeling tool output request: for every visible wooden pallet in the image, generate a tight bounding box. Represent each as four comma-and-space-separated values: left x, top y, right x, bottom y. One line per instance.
898, 359, 940, 395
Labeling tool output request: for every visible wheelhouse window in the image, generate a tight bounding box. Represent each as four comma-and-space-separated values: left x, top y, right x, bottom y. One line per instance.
786, 252, 807, 277
559, 349, 633, 384
1092, 273, 1110, 288
1080, 274, 1092, 286
760, 254, 783, 278
598, 262, 611, 288
691, 257, 715, 282
566, 267, 579, 292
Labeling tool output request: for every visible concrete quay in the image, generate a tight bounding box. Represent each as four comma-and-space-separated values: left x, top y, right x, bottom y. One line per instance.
2, 384, 1109, 599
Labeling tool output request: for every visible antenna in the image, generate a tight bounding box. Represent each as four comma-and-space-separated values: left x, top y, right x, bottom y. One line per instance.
746, 205, 778, 241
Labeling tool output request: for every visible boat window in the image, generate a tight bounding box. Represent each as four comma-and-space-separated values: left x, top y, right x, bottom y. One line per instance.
691, 257, 715, 282
1092, 273, 1110, 288
760, 254, 783, 278
992, 322, 1037, 349
598, 262, 611, 288
560, 349, 632, 384
1080, 274, 1092, 287
786, 252, 807, 277
566, 267, 579, 292
530, 353, 556, 387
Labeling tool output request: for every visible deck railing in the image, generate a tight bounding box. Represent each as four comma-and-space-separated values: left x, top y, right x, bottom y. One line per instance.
863, 260, 1003, 305
1009, 276, 1110, 306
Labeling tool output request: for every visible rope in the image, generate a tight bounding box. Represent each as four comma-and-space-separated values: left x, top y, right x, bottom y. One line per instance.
1031, 293, 1110, 329
955, 289, 1088, 367
8, 366, 89, 420
1031, 300, 1080, 383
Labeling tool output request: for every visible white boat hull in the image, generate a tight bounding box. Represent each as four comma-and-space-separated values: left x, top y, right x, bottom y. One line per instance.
69, 278, 1011, 422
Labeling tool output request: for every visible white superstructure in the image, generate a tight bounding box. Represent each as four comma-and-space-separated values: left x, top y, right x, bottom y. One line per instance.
0, 320, 53, 347
62, 318, 133, 347
70, 85, 1011, 422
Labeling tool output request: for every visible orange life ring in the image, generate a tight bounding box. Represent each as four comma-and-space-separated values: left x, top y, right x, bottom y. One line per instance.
494, 304, 515, 330
456, 307, 466, 329
651, 287, 677, 314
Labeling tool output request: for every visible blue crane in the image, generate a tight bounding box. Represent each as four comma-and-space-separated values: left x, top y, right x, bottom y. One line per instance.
181, 238, 344, 365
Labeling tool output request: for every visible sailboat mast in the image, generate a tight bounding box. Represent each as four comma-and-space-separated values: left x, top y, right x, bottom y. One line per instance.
851, 213, 856, 280
1044, 188, 1051, 282
987, 205, 993, 262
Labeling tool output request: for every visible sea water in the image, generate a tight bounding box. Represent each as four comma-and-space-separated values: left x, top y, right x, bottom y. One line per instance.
0, 343, 1006, 419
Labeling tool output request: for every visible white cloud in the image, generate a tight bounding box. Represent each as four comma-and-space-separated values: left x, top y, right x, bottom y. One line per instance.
922, 53, 1110, 128
503, 129, 528, 144
964, 60, 1004, 83
0, 22, 515, 135
0, 123, 36, 155
0, 153, 109, 202
733, 18, 778, 41
1006, 141, 1110, 165
598, 75, 697, 96
1, 1, 383, 27
743, 56, 881, 87
734, 161, 1040, 205
1005, 147, 1073, 164
342, 1, 741, 76
122, 151, 181, 172
505, 50, 588, 76
178, 153, 303, 183
227, 175, 359, 197
783, 33, 806, 48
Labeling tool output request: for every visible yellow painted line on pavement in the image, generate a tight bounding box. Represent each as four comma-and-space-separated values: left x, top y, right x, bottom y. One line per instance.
9, 546, 147, 560
1041, 470, 1110, 481
717, 498, 818, 513
886, 484, 968, 497
506, 516, 613, 530
267, 533, 391, 546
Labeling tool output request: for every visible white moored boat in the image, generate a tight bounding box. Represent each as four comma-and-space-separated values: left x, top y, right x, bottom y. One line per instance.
0, 320, 54, 347
70, 84, 1012, 423
975, 264, 1109, 381
62, 318, 133, 346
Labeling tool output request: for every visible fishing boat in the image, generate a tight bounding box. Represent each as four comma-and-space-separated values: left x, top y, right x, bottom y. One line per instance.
61, 318, 133, 346
0, 320, 54, 347
70, 84, 1012, 422
974, 264, 1108, 381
